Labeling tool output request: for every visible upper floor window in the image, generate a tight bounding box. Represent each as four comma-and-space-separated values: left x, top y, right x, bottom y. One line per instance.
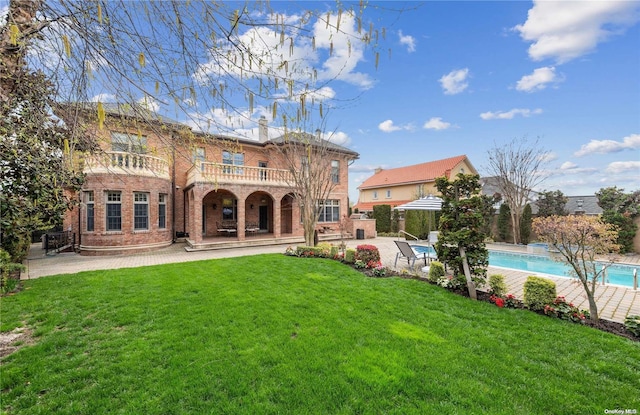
111, 132, 147, 154
193, 148, 205, 170
222, 151, 244, 174
373, 191, 378, 200
386, 190, 391, 198
134, 192, 149, 230
106, 191, 122, 231
331, 160, 339, 183
416, 184, 425, 198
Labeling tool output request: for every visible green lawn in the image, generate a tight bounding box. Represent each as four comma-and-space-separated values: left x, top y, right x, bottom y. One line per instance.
1, 255, 639, 414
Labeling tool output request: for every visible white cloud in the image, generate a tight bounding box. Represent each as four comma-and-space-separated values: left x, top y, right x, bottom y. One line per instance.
138, 96, 160, 112
516, 66, 561, 92
378, 119, 414, 133
398, 30, 416, 53
605, 161, 640, 174
480, 108, 543, 120
423, 117, 452, 131
194, 9, 374, 94
322, 130, 351, 146
560, 161, 578, 170
378, 119, 402, 132
90, 93, 116, 102
439, 68, 469, 95
514, 1, 640, 63
574, 133, 640, 156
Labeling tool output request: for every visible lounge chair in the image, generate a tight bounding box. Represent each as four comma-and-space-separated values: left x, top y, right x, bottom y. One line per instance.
394, 240, 428, 268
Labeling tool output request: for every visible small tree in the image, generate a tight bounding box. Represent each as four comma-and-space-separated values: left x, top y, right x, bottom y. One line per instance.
485, 137, 549, 244
373, 205, 391, 233
532, 215, 619, 321
519, 204, 532, 245
435, 173, 489, 299
391, 209, 400, 233
536, 190, 568, 217
497, 204, 511, 242
596, 186, 639, 254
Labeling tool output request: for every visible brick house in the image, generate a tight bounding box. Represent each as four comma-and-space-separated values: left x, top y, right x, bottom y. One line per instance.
353, 155, 477, 213
61, 104, 361, 255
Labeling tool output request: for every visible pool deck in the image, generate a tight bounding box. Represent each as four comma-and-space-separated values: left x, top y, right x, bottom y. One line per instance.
23, 237, 640, 323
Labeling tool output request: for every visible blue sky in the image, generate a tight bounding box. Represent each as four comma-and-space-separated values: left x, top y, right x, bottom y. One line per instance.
4, 1, 639, 203
310, 1, 640, 202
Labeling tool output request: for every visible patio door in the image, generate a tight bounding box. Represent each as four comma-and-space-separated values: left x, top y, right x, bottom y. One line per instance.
259, 205, 268, 231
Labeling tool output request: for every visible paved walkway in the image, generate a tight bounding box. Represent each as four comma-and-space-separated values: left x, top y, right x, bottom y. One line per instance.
23, 237, 639, 323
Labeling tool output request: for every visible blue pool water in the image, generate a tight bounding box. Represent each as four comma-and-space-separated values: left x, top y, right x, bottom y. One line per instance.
411, 245, 638, 288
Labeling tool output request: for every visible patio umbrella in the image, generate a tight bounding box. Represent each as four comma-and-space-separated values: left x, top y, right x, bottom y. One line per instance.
394, 195, 443, 237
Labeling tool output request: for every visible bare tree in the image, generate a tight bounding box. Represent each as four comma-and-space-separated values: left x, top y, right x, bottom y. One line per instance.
1, 0, 398, 254
266, 119, 357, 246
485, 137, 548, 244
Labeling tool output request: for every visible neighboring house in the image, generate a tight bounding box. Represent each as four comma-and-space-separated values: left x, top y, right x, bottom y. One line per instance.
59, 104, 359, 255
353, 155, 477, 212
530, 195, 603, 216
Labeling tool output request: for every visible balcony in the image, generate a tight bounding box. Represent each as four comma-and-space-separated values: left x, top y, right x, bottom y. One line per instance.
84, 151, 170, 179
187, 163, 294, 187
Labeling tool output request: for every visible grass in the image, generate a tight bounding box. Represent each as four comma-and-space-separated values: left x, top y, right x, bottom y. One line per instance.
1, 254, 639, 414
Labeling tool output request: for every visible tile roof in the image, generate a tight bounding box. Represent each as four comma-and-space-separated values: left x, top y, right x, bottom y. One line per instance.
358, 155, 475, 189
270, 132, 359, 158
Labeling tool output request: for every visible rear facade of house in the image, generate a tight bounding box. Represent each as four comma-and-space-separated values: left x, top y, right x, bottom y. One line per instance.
62, 107, 358, 255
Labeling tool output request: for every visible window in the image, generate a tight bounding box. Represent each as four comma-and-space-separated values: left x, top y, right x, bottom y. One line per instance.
416, 184, 425, 198
373, 191, 378, 200
222, 198, 237, 221
193, 148, 205, 171
386, 190, 391, 198
85, 191, 94, 231
134, 192, 149, 230
158, 194, 167, 229
111, 132, 147, 153
222, 150, 244, 174
331, 160, 339, 183
106, 191, 122, 231
318, 200, 340, 223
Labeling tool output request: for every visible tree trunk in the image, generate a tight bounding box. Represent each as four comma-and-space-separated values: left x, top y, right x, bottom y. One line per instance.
587, 292, 599, 321
459, 246, 477, 300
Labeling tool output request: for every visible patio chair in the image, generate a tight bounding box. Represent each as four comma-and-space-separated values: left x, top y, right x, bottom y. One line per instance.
394, 240, 428, 268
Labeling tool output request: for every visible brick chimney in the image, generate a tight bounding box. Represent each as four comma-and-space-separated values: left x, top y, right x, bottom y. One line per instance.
258, 116, 268, 143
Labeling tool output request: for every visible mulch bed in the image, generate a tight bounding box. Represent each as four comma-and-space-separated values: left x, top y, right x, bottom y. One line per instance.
358, 266, 639, 343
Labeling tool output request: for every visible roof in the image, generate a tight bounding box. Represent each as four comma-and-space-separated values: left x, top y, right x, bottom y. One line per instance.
358, 155, 475, 189
270, 131, 359, 158
531, 195, 602, 216
55, 102, 184, 127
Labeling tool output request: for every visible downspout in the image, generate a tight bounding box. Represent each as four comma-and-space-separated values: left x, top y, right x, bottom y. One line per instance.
171, 133, 176, 243
77, 194, 81, 249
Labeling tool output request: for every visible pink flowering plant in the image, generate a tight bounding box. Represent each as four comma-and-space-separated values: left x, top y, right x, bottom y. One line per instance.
544, 296, 588, 323
355, 244, 381, 266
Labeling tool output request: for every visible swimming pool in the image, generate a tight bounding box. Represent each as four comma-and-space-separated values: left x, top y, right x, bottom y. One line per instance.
411, 245, 638, 288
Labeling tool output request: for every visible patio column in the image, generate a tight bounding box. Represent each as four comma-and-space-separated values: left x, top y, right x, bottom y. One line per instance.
192, 187, 203, 244
237, 198, 246, 241
273, 198, 281, 238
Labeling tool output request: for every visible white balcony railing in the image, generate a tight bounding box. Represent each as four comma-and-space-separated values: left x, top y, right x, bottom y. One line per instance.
187, 163, 294, 187
84, 151, 170, 179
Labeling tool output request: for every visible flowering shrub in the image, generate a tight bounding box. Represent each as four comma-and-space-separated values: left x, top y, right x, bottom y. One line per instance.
504, 294, 520, 309
354, 260, 366, 269
371, 263, 387, 277
355, 244, 381, 265
489, 294, 505, 308
544, 296, 588, 323
437, 275, 464, 290
284, 246, 297, 256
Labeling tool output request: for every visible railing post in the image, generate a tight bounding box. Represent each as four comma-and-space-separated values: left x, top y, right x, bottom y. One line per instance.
634, 269, 637, 291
